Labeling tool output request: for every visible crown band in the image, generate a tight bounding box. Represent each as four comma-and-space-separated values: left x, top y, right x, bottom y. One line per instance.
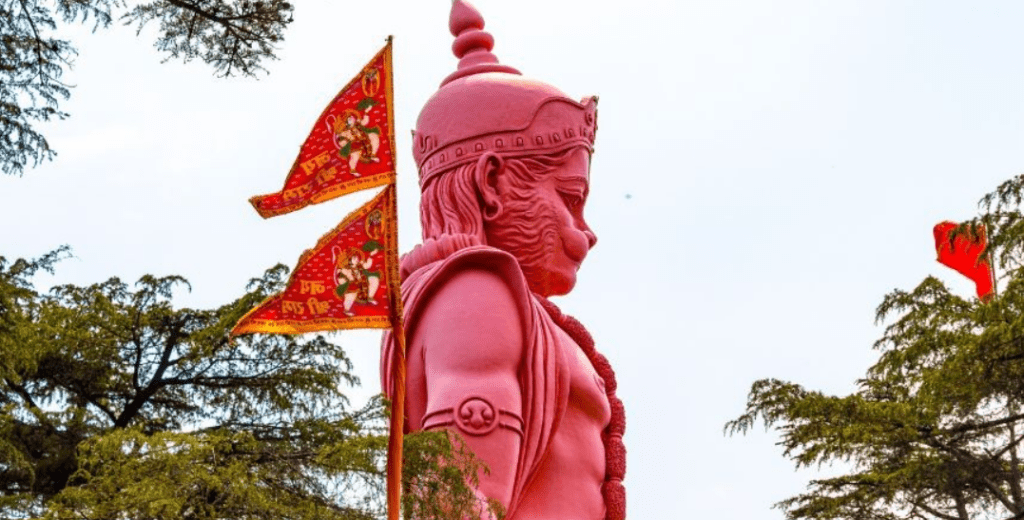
415, 96, 598, 189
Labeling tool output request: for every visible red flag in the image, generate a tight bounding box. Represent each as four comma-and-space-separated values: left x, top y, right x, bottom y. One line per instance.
239, 36, 408, 520
233, 185, 401, 335
249, 40, 397, 218
933, 221, 995, 301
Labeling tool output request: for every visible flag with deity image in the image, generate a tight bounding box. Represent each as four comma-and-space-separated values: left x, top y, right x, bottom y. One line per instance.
248, 39, 397, 219
236, 36, 408, 520
232, 185, 401, 335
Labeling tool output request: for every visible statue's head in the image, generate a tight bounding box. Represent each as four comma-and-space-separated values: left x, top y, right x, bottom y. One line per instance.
413, 0, 599, 296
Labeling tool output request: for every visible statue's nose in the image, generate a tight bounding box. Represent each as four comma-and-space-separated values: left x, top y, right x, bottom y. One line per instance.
584, 229, 598, 249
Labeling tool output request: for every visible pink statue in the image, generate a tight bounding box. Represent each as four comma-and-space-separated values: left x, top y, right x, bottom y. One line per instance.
381, 2, 626, 518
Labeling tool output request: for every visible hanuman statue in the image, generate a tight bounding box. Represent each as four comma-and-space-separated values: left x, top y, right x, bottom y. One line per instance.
382, 2, 626, 519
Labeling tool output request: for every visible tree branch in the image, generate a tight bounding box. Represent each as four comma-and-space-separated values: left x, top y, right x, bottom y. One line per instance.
162, 0, 266, 42
913, 501, 962, 520
954, 491, 969, 520
15, 0, 46, 82
980, 475, 1019, 516
88, 398, 118, 424
4, 378, 40, 411
943, 412, 1024, 436
1008, 422, 1023, 509
115, 319, 183, 428
4, 378, 58, 433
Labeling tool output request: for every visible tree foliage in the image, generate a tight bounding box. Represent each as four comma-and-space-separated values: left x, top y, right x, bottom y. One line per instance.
1, 0, 293, 176
0, 248, 493, 519
727, 174, 1024, 520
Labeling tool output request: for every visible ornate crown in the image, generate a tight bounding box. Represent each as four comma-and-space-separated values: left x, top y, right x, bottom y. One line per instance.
412, 0, 598, 189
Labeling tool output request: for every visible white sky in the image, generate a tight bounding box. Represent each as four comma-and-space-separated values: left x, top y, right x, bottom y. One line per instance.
3, 0, 1024, 518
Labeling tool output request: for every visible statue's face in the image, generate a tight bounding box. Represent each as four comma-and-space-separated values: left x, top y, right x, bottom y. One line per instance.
487, 148, 597, 296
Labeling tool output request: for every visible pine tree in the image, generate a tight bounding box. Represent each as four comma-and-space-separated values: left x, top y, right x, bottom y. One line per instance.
1, 0, 293, 176
727, 175, 1024, 520
0, 247, 491, 520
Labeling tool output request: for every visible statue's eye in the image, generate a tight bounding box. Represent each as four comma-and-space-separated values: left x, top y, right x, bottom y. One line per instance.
560, 192, 583, 209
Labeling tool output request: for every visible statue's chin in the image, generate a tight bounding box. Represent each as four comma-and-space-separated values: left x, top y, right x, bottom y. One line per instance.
524, 265, 577, 297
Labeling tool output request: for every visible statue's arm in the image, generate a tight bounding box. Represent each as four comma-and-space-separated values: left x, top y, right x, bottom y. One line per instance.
415, 267, 525, 512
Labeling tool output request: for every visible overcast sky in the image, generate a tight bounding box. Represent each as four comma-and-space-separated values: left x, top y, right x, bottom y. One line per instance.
3, 1, 1024, 518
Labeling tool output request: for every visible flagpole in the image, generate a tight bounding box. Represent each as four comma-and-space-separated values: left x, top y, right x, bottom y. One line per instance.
386, 313, 408, 520
379, 34, 405, 520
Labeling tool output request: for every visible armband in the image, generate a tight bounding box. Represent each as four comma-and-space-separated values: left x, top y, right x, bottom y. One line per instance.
422, 396, 524, 437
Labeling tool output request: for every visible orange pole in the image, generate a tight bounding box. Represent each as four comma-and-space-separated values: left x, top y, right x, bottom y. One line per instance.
384, 180, 407, 520
386, 317, 408, 520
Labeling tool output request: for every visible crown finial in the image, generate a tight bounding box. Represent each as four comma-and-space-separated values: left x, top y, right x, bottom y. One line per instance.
441, 0, 520, 86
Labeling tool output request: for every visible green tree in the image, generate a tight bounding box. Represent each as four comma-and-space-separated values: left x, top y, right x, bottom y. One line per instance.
727, 175, 1024, 520
0, 247, 493, 519
2, 0, 293, 176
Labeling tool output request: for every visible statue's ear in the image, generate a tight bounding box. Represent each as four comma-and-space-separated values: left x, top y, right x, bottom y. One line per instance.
473, 152, 505, 221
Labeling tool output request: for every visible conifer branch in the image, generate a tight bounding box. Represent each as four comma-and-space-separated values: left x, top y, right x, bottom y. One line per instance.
912, 501, 961, 520
730, 175, 1024, 520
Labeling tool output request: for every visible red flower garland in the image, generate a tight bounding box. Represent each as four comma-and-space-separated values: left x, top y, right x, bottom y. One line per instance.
538, 298, 626, 520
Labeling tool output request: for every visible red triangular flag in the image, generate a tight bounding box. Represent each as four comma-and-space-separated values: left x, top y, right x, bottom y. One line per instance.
933, 221, 995, 301
249, 40, 397, 218
234, 185, 400, 335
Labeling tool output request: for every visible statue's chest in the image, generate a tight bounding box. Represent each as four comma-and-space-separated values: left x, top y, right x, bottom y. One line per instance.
554, 326, 612, 427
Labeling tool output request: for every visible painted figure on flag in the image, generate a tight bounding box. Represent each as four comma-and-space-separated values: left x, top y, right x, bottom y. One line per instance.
329, 207, 387, 315
328, 103, 381, 176
366, 208, 384, 240
362, 67, 381, 96
333, 245, 383, 315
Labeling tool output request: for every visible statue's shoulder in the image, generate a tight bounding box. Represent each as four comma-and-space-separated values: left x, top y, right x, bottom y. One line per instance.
380, 234, 534, 393
399, 234, 534, 351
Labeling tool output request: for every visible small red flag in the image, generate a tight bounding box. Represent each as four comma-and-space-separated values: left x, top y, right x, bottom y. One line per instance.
233, 185, 401, 335
933, 221, 995, 301
249, 40, 397, 218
